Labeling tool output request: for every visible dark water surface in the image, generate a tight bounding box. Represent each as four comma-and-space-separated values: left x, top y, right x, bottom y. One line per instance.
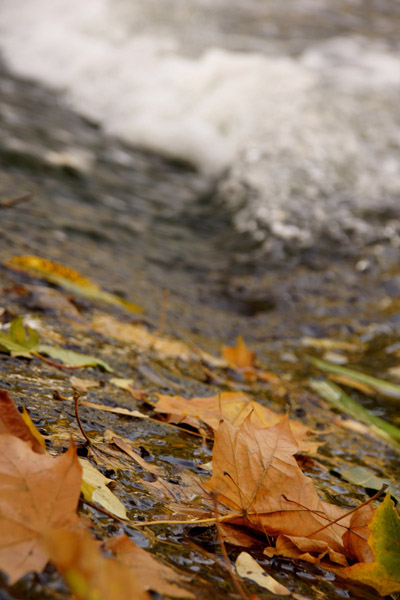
0, 43, 400, 600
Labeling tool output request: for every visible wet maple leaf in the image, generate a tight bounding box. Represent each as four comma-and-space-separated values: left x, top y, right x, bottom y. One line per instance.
0, 389, 45, 453
154, 392, 317, 453
206, 416, 350, 563
106, 534, 194, 598
0, 436, 81, 583
344, 493, 400, 595
46, 528, 149, 600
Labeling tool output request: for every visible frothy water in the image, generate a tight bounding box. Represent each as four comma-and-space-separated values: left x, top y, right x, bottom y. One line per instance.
1, 0, 400, 255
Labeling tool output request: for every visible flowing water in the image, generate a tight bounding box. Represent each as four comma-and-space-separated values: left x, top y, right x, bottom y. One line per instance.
1, 2, 400, 599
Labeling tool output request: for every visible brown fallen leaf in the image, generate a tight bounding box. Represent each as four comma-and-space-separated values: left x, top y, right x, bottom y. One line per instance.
342, 503, 375, 563
0, 436, 81, 583
70, 376, 100, 393
0, 389, 45, 453
111, 435, 162, 476
91, 313, 225, 366
264, 534, 348, 566
81, 399, 149, 420
46, 528, 149, 600
106, 534, 194, 598
206, 416, 350, 563
222, 337, 279, 383
154, 392, 318, 453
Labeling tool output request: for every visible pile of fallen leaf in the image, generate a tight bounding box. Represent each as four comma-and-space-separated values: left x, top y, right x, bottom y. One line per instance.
0, 255, 400, 599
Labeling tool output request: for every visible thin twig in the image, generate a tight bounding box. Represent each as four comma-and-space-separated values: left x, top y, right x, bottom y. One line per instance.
73, 391, 92, 445
0, 193, 31, 209
156, 289, 170, 336
35, 352, 83, 370
212, 493, 251, 600
307, 484, 388, 538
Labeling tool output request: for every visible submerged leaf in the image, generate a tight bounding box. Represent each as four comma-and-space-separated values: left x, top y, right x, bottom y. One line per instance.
337, 466, 397, 501
345, 494, 400, 595
38, 344, 113, 372
5, 255, 143, 314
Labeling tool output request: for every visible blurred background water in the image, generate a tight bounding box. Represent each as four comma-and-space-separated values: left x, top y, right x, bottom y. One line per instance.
1, 0, 400, 259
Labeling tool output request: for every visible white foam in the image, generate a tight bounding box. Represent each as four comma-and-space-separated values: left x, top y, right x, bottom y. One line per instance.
1, 0, 400, 249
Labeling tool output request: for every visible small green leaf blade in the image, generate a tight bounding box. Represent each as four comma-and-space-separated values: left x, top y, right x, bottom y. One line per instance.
345, 493, 400, 595
0, 317, 39, 358
38, 344, 113, 372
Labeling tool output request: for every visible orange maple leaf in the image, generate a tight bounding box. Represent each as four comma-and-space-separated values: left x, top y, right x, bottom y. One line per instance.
206, 416, 351, 564
0, 435, 81, 583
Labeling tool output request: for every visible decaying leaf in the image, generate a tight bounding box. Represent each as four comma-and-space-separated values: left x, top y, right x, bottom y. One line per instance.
79, 458, 128, 520
0, 316, 39, 357
110, 377, 135, 391
5, 255, 143, 314
344, 494, 400, 595
0, 436, 81, 583
81, 399, 148, 420
46, 528, 149, 600
206, 416, 350, 564
154, 392, 318, 453
106, 534, 194, 598
70, 376, 100, 393
235, 551, 290, 595
91, 313, 225, 366
0, 389, 45, 453
38, 344, 113, 372
336, 466, 397, 501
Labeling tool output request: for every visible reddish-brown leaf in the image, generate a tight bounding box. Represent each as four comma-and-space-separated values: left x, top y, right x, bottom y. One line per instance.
342, 503, 375, 563
0, 435, 82, 583
0, 390, 45, 453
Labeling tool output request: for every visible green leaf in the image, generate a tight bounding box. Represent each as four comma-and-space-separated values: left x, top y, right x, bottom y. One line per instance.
308, 355, 400, 400
334, 466, 398, 501
38, 344, 113, 372
345, 493, 400, 595
309, 378, 400, 450
0, 317, 39, 358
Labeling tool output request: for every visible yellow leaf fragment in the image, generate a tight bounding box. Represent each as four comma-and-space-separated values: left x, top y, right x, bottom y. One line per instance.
79, 458, 128, 520
235, 551, 290, 595
21, 407, 47, 452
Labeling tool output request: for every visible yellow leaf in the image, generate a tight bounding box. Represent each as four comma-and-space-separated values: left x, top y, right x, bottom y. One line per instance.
79, 459, 128, 520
